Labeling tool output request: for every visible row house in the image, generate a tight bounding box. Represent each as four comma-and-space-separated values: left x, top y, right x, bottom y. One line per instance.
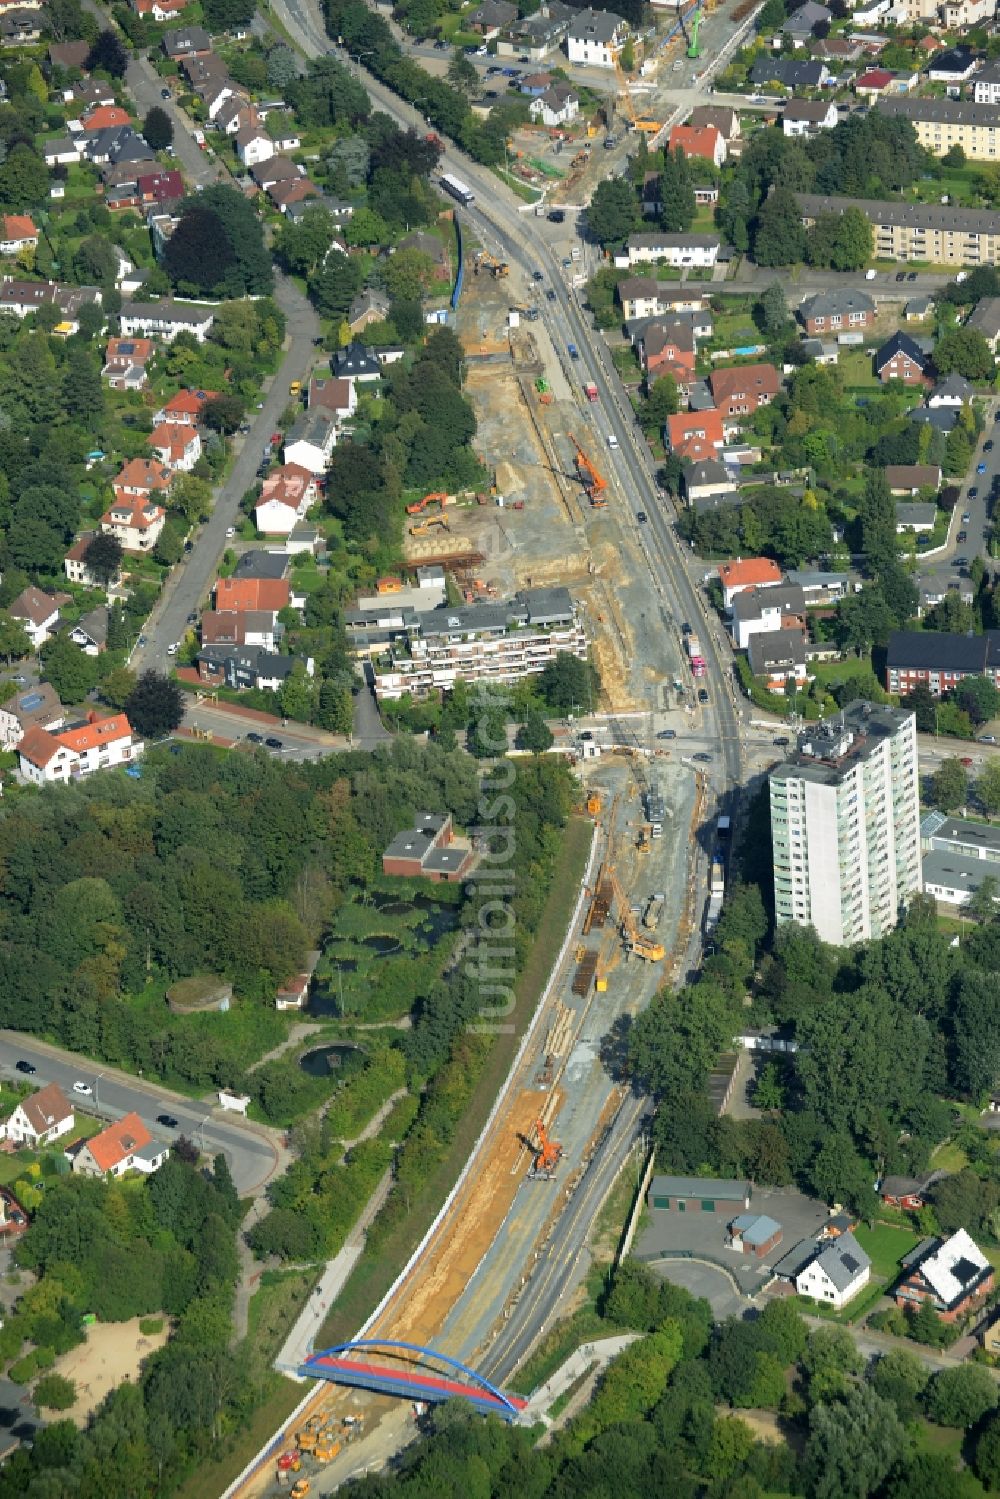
796, 191, 1000, 267
623, 231, 720, 270
120, 298, 216, 343
17, 713, 142, 785
886, 629, 1000, 696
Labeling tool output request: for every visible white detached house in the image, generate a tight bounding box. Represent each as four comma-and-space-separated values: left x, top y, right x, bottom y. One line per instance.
5, 1083, 75, 1148
795, 1231, 872, 1309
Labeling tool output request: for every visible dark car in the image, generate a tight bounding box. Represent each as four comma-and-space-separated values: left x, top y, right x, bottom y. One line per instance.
434, 38, 448, 48
681, 622, 692, 634
547, 209, 565, 223
987, 441, 994, 452
957, 530, 968, 543
246, 732, 264, 744
773, 736, 790, 747
265, 736, 283, 750
637, 510, 647, 522
657, 729, 676, 740
186, 611, 197, 624
161, 87, 171, 99
907, 272, 918, 281
15, 1060, 35, 1075
532, 270, 543, 281
693, 752, 712, 762
157, 1114, 179, 1129
895, 271, 906, 282
698, 688, 709, 703
546, 288, 556, 302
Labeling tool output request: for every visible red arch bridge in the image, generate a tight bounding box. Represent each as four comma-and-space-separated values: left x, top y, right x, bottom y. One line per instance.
300, 1340, 529, 1422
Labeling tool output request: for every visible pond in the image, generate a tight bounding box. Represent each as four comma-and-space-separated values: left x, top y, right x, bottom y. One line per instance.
362, 935, 402, 956
299, 1043, 363, 1077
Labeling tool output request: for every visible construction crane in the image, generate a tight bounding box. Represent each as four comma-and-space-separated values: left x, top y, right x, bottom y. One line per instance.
529, 1117, 564, 1179
609, 870, 665, 962
406, 491, 448, 516
568, 433, 608, 508
613, 52, 660, 135
474, 251, 509, 279
685, 7, 702, 58
409, 516, 450, 536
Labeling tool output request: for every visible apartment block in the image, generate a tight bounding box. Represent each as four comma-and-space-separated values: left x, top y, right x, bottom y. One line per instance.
877, 96, 1000, 162
796, 192, 1000, 267
354, 588, 588, 700
769, 704, 921, 946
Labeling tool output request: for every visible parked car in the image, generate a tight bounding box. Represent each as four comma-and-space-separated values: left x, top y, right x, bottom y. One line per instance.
979, 734, 998, 744
987, 441, 994, 452
161, 87, 171, 99
895, 271, 906, 282
15, 1060, 35, 1074
693, 752, 712, 762
978, 462, 987, 474
962, 509, 972, 521
157, 1114, 179, 1129
265, 737, 283, 750
957, 531, 968, 543
657, 729, 676, 739
246, 732, 264, 744
546, 289, 556, 302
773, 736, 790, 746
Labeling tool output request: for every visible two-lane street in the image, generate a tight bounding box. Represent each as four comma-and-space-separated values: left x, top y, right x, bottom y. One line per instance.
0, 1034, 281, 1195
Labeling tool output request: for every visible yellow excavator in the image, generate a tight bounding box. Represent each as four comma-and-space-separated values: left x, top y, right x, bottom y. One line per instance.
610, 871, 665, 961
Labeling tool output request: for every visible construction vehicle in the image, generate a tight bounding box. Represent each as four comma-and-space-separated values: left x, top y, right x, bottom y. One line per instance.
586, 790, 602, 816
613, 52, 661, 136
277, 1451, 301, 1474
610, 871, 665, 961
290, 1481, 310, 1499
568, 433, 608, 507
636, 823, 652, 854
406, 491, 448, 516
584, 381, 599, 402
409, 516, 450, 536
474, 251, 509, 278
314, 1439, 342, 1463
296, 1424, 318, 1453
529, 1117, 563, 1179
644, 892, 665, 930
686, 8, 702, 57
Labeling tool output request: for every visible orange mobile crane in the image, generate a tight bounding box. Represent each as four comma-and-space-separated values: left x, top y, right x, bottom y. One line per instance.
610, 871, 665, 962
529, 1117, 564, 1179
406, 491, 448, 516
568, 433, 608, 508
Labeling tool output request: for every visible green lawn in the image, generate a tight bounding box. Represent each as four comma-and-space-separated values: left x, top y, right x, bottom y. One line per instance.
854, 1222, 921, 1281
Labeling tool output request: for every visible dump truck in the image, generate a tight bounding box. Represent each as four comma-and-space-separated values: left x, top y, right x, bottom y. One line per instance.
643, 892, 665, 931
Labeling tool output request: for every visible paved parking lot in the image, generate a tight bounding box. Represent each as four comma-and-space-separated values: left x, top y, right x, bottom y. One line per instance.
633, 1184, 833, 1314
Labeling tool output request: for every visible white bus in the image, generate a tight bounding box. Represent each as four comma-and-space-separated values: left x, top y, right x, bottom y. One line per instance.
440, 173, 475, 206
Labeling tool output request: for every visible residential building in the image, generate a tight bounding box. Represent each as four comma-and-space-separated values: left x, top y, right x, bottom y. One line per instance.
162, 25, 211, 59
368, 588, 588, 700
382, 813, 475, 882
153, 387, 217, 426
625, 231, 720, 269
747, 627, 808, 691
64, 532, 120, 589
796, 191, 1000, 267
637, 320, 695, 384
647, 1176, 751, 1213
80, 104, 131, 133
885, 628, 1000, 694
667, 124, 726, 167
974, 61, 1000, 105
798, 290, 875, 336
617, 276, 668, 321
929, 373, 973, 406
236, 123, 274, 167
200, 610, 277, 651
687, 105, 740, 140
875, 331, 932, 386
4, 1084, 74, 1148
0, 277, 100, 322
48, 38, 90, 68
347, 287, 390, 334
468, 0, 517, 35
730, 583, 806, 650
783, 0, 831, 42
877, 96, 1000, 162
565, 8, 628, 68
940, 0, 992, 23
332, 343, 383, 384
750, 57, 828, 89
769, 703, 922, 945
284, 409, 337, 474
196, 643, 307, 691
132, 0, 190, 18
880, 1174, 930, 1210
927, 47, 978, 84
665, 408, 725, 463
9, 586, 67, 648
814, 35, 863, 63
905, 295, 934, 321
0, 11, 42, 45
102, 335, 154, 390
135, 169, 184, 205
255, 463, 317, 534
886, 463, 941, 493
147, 421, 201, 472
496, 0, 573, 60
0, 215, 37, 254
70, 607, 108, 656
968, 296, 1000, 354
709, 363, 780, 421
17, 713, 143, 785
682, 457, 734, 506
72, 1111, 167, 1177
308, 375, 356, 421
529, 83, 580, 128
795, 1232, 872, 1308
719, 557, 783, 609
43, 137, 82, 167
112, 457, 173, 503
783, 99, 838, 136
214, 576, 291, 616
895, 502, 937, 532
120, 298, 215, 343
0, 682, 64, 751
785, 569, 856, 605
267, 176, 318, 214
100, 494, 166, 552
895, 1229, 993, 1321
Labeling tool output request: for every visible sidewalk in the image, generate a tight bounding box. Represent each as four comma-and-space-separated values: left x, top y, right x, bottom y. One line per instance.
521, 1334, 640, 1421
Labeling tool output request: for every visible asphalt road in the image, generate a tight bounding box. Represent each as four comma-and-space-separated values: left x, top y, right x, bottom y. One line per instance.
0, 1033, 279, 1195
917, 399, 999, 594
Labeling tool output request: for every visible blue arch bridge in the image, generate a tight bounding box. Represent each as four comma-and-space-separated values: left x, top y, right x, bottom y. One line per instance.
299, 1339, 528, 1422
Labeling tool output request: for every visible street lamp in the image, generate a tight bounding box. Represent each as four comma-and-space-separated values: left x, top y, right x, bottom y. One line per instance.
198, 1115, 210, 1153
94, 1071, 106, 1113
